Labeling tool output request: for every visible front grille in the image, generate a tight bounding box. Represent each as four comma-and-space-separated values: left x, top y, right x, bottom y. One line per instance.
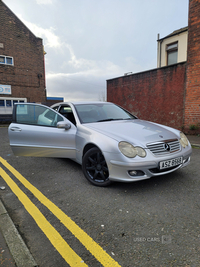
146, 139, 181, 156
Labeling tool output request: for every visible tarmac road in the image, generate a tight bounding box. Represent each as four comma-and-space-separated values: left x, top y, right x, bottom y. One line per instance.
0, 126, 200, 267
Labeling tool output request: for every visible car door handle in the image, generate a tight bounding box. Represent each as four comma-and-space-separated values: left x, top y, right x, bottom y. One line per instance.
10, 127, 22, 132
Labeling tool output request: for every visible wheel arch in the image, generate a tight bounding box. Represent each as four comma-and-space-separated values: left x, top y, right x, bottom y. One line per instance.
82, 143, 101, 158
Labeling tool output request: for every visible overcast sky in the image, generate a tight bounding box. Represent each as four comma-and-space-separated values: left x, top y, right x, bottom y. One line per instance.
4, 0, 188, 101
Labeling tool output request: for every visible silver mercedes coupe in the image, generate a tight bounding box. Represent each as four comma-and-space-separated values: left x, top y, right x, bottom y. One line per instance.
8, 102, 192, 186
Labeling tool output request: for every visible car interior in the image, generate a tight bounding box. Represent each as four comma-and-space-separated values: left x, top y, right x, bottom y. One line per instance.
58, 106, 76, 126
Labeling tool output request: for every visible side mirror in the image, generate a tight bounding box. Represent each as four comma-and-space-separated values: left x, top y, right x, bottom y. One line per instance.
57, 121, 71, 130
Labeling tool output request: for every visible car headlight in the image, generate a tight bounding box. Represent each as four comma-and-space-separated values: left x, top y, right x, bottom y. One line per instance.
179, 132, 189, 148
118, 141, 146, 158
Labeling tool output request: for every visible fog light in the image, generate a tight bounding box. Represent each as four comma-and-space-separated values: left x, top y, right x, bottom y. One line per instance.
128, 170, 145, 176
128, 170, 137, 176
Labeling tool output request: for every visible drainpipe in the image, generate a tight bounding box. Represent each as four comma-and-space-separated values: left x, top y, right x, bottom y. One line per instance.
157, 34, 163, 68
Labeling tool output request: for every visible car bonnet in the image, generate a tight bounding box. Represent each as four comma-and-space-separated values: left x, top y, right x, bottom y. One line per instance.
85, 119, 179, 147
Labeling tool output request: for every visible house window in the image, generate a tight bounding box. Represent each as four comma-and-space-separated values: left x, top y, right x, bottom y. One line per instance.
166, 42, 178, 65
0, 100, 4, 107
6, 100, 12, 107
0, 56, 5, 64
0, 55, 14, 65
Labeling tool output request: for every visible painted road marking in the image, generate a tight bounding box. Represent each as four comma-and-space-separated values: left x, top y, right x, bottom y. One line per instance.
0, 157, 121, 267
0, 167, 87, 267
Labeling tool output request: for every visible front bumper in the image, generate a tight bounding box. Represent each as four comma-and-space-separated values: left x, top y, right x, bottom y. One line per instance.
106, 148, 192, 183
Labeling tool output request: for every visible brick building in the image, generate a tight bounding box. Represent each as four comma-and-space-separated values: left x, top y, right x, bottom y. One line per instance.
0, 0, 46, 121
107, 0, 200, 134
184, 0, 200, 132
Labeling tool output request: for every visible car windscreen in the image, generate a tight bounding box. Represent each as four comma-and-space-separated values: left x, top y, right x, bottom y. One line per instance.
74, 103, 137, 124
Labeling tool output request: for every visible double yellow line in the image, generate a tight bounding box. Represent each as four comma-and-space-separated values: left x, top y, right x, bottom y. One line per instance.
0, 157, 121, 267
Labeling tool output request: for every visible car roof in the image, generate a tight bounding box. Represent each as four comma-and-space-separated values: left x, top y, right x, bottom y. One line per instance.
51, 101, 112, 106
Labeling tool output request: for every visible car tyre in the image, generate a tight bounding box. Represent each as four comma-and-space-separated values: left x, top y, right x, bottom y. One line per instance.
82, 147, 111, 186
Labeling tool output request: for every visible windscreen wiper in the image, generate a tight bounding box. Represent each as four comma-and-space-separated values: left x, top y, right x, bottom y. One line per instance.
97, 118, 115, 122
97, 118, 123, 122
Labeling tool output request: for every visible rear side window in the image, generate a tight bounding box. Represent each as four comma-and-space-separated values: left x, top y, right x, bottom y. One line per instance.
15, 104, 64, 127
52, 105, 59, 111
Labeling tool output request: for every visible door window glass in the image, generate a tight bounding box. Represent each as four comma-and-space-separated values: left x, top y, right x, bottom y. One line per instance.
16, 104, 64, 127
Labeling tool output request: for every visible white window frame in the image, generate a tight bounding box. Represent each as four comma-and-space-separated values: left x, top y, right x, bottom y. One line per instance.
0, 55, 14, 66
0, 97, 27, 115
166, 42, 178, 66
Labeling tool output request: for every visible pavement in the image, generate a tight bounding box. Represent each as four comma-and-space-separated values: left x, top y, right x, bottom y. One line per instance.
0, 200, 37, 267
0, 134, 199, 267
187, 134, 200, 147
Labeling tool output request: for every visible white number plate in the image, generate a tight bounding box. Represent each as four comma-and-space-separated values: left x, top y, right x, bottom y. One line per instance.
160, 157, 183, 170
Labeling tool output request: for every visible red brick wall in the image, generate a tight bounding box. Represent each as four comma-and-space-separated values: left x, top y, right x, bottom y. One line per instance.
0, 1, 46, 103
107, 0, 200, 134
107, 63, 186, 130
184, 0, 200, 131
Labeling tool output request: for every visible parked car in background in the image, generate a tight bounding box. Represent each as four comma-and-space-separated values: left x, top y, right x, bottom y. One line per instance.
8, 101, 192, 186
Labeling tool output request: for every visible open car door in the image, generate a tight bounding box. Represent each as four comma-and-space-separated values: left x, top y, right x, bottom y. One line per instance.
8, 103, 77, 159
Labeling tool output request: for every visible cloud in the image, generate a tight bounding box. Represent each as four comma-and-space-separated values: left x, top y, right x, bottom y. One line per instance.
36, 0, 53, 5
5, 0, 189, 104
17, 14, 154, 103
16, 0, 187, 102
17, 15, 124, 102
45, 58, 119, 101
18, 16, 60, 48
46, 72, 106, 101
45, 42, 145, 102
